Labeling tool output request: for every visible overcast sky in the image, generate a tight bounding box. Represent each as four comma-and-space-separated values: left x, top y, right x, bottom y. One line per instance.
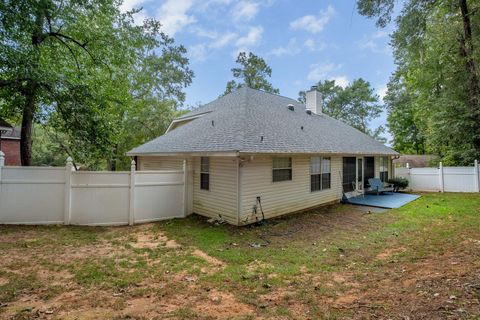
121, 0, 395, 141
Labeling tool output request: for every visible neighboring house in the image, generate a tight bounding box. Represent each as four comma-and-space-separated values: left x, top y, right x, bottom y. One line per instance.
128, 87, 398, 225
0, 118, 21, 166
393, 154, 436, 168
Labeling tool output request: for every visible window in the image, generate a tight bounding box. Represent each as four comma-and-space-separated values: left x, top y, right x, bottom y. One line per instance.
379, 156, 389, 182
273, 157, 292, 182
322, 157, 331, 189
200, 157, 210, 190
311, 156, 331, 191
310, 157, 321, 191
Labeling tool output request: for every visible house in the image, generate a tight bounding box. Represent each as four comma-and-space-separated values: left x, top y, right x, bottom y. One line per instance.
0, 118, 21, 166
127, 87, 398, 225
393, 154, 436, 168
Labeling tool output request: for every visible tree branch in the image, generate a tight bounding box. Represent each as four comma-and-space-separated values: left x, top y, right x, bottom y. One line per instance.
0, 78, 29, 88
53, 36, 81, 71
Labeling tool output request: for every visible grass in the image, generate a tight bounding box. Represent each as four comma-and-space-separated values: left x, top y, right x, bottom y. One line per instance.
0, 193, 479, 319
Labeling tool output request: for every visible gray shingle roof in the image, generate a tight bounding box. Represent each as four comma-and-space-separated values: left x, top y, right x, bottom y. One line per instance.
1, 126, 20, 139
128, 87, 398, 156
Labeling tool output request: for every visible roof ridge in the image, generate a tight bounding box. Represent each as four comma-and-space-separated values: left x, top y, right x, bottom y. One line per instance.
243, 86, 302, 105
235, 86, 249, 150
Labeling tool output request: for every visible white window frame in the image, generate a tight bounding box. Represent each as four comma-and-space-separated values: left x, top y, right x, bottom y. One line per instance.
272, 157, 292, 182
200, 157, 210, 190
379, 156, 389, 182
310, 156, 331, 192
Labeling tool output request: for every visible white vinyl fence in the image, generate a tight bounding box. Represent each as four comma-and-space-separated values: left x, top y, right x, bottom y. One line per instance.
395, 160, 480, 193
0, 153, 186, 225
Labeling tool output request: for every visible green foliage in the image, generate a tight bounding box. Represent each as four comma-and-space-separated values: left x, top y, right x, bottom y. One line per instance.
31, 125, 68, 167
387, 177, 409, 191
357, 0, 395, 27
299, 79, 385, 142
0, 0, 193, 169
358, 0, 480, 164
384, 75, 426, 154
223, 52, 279, 95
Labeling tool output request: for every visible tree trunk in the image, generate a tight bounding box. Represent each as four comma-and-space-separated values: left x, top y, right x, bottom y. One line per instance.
20, 84, 37, 166
107, 144, 118, 171
18, 9, 44, 166
459, 0, 480, 148
107, 158, 116, 171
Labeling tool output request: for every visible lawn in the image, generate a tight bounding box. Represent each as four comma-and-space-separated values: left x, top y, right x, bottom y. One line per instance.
0, 193, 479, 319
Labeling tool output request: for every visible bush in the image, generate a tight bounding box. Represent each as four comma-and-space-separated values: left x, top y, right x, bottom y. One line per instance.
388, 178, 409, 192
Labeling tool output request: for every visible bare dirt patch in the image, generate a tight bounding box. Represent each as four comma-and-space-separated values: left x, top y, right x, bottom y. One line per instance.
0, 277, 9, 286
192, 249, 225, 268
252, 205, 385, 246
130, 233, 167, 249
194, 289, 255, 319
376, 246, 407, 260
165, 239, 182, 249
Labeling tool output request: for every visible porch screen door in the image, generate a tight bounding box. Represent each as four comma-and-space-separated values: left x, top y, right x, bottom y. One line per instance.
342, 157, 356, 192
364, 157, 375, 188
357, 158, 363, 191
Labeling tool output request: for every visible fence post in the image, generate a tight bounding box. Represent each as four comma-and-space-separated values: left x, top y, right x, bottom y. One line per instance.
64, 157, 73, 225
474, 159, 479, 192
0, 151, 4, 194
439, 162, 444, 192
129, 159, 136, 226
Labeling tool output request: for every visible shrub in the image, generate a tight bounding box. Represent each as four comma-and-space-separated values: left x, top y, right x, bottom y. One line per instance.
388, 177, 409, 192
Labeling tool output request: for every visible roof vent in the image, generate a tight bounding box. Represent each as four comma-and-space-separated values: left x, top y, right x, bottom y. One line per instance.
306, 110, 312, 115
287, 104, 295, 111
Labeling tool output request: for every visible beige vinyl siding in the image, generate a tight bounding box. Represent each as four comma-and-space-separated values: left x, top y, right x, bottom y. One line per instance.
137, 156, 184, 170
192, 157, 238, 225
240, 155, 342, 224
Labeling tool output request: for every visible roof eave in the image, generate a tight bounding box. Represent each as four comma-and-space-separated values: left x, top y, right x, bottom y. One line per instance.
0, 126, 13, 132
127, 149, 398, 157
126, 151, 240, 157
237, 150, 399, 156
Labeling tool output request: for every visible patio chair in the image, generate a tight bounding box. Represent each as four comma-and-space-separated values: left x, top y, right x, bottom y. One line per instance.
367, 178, 394, 195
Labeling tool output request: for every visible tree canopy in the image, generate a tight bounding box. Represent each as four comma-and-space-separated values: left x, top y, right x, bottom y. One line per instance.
357, 0, 480, 164
0, 0, 193, 169
223, 52, 279, 95
299, 79, 385, 142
